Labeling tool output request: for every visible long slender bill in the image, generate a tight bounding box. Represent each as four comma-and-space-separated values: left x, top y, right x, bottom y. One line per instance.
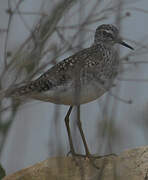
119, 41, 134, 50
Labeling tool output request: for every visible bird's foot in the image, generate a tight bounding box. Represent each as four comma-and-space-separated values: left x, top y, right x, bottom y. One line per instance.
67, 151, 117, 169
67, 151, 88, 158
67, 151, 117, 159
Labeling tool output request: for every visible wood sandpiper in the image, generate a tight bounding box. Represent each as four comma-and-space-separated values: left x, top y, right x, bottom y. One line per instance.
4, 24, 134, 158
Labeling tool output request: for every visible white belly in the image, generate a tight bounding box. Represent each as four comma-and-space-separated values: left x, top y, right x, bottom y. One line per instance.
30, 82, 107, 105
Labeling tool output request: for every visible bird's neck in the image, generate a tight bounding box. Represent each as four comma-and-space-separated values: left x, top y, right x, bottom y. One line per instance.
93, 41, 114, 50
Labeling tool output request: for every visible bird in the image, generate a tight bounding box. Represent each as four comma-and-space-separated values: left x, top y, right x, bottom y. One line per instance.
3, 24, 134, 158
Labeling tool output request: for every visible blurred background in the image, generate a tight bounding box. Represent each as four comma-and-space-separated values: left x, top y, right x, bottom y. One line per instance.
0, 0, 148, 176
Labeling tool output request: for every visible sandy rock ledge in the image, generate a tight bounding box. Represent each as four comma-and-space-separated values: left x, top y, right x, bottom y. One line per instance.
3, 146, 148, 180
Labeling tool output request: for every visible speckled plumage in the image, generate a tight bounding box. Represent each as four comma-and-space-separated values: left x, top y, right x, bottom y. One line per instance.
8, 24, 133, 105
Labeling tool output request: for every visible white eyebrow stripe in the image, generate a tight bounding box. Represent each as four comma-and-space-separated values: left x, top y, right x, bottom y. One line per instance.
104, 30, 113, 34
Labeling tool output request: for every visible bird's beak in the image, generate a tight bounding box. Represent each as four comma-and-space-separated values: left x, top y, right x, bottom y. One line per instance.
118, 39, 134, 50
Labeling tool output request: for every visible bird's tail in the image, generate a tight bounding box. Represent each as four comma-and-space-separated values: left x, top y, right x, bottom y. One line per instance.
0, 86, 21, 100
0, 80, 41, 100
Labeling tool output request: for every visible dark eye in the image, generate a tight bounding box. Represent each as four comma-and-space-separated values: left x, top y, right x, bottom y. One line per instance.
102, 31, 113, 39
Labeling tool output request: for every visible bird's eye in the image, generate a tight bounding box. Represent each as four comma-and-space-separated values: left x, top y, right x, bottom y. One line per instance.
102, 31, 113, 39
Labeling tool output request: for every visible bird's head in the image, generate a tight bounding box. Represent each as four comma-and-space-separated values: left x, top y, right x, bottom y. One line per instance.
94, 24, 134, 50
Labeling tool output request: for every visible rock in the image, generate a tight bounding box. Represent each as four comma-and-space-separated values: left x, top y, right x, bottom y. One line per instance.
3, 146, 148, 180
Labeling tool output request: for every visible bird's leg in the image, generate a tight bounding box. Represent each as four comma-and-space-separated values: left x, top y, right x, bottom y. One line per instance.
76, 106, 112, 160
65, 106, 75, 155
65, 106, 91, 158
65, 106, 108, 160
77, 105, 91, 157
